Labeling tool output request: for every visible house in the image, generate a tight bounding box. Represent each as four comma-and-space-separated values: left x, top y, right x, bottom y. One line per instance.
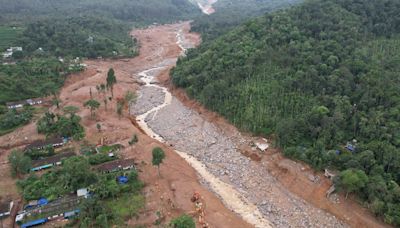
6, 98, 43, 109
21, 218, 48, 228
77, 188, 89, 198
2, 47, 22, 59
25, 137, 65, 151
345, 143, 356, 153
0, 200, 13, 218
64, 209, 80, 219
97, 159, 135, 173
31, 151, 75, 172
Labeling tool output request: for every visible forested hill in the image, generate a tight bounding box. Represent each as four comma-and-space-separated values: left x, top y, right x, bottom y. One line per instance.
172, 0, 400, 225
0, 0, 201, 58
0, 0, 200, 24
191, 0, 302, 41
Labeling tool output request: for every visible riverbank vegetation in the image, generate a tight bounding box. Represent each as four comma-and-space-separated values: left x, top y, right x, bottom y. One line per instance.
172, 0, 400, 225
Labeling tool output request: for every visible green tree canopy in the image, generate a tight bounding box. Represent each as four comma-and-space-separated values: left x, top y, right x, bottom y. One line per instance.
8, 150, 31, 177
152, 147, 166, 177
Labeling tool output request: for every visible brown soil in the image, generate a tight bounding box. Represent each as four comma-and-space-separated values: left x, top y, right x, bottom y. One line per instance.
0, 22, 250, 228
160, 71, 390, 228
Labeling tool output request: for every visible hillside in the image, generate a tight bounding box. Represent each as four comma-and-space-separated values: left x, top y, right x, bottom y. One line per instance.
0, 0, 200, 24
191, 0, 302, 41
0, 0, 201, 57
172, 0, 400, 225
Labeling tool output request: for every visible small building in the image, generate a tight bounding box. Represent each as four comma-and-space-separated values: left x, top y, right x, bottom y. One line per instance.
31, 151, 75, 172
345, 143, 356, 153
0, 200, 13, 218
2, 47, 22, 59
77, 188, 89, 198
6, 98, 43, 109
97, 159, 135, 173
21, 218, 48, 228
25, 137, 65, 151
254, 138, 269, 152
64, 209, 80, 219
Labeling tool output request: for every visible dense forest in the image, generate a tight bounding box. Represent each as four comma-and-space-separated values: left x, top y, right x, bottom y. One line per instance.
172, 0, 400, 225
191, 0, 302, 41
0, 0, 200, 24
0, 0, 201, 56
19, 16, 136, 58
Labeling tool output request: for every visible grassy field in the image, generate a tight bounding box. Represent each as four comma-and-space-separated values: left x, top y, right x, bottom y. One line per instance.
0, 26, 23, 51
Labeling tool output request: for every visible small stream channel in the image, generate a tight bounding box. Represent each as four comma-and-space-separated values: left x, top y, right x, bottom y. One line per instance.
134, 28, 272, 228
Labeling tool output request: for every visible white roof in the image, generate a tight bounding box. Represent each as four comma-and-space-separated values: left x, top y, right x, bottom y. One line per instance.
77, 188, 88, 197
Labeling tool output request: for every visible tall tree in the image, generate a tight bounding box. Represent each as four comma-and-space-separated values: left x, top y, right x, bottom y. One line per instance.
8, 150, 31, 177
338, 169, 369, 199
106, 68, 117, 98
152, 147, 165, 177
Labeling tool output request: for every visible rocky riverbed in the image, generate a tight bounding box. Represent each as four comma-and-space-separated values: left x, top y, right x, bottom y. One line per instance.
131, 28, 348, 228
137, 96, 347, 228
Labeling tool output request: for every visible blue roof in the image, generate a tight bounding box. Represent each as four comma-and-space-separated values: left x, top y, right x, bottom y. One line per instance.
345, 144, 356, 152
117, 176, 129, 184
21, 218, 48, 228
37, 197, 48, 206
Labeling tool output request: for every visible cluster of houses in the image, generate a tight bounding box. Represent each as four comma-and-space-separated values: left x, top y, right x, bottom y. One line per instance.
11, 133, 136, 227
6, 98, 44, 109
2, 46, 22, 59
17, 158, 135, 227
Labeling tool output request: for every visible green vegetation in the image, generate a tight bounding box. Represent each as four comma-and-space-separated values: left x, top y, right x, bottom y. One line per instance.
106, 68, 117, 97
8, 150, 32, 177
37, 112, 85, 140
0, 0, 200, 24
17, 156, 95, 201
84, 99, 101, 119
78, 170, 144, 226
170, 214, 195, 228
0, 58, 67, 104
88, 153, 117, 165
191, 0, 301, 42
129, 134, 139, 145
25, 145, 55, 160
0, 106, 33, 135
152, 147, 166, 177
107, 194, 145, 224
20, 16, 137, 58
173, 0, 400, 225
0, 26, 23, 51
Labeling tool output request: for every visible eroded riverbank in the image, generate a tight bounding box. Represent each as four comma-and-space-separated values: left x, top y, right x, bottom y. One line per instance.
132, 26, 348, 228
